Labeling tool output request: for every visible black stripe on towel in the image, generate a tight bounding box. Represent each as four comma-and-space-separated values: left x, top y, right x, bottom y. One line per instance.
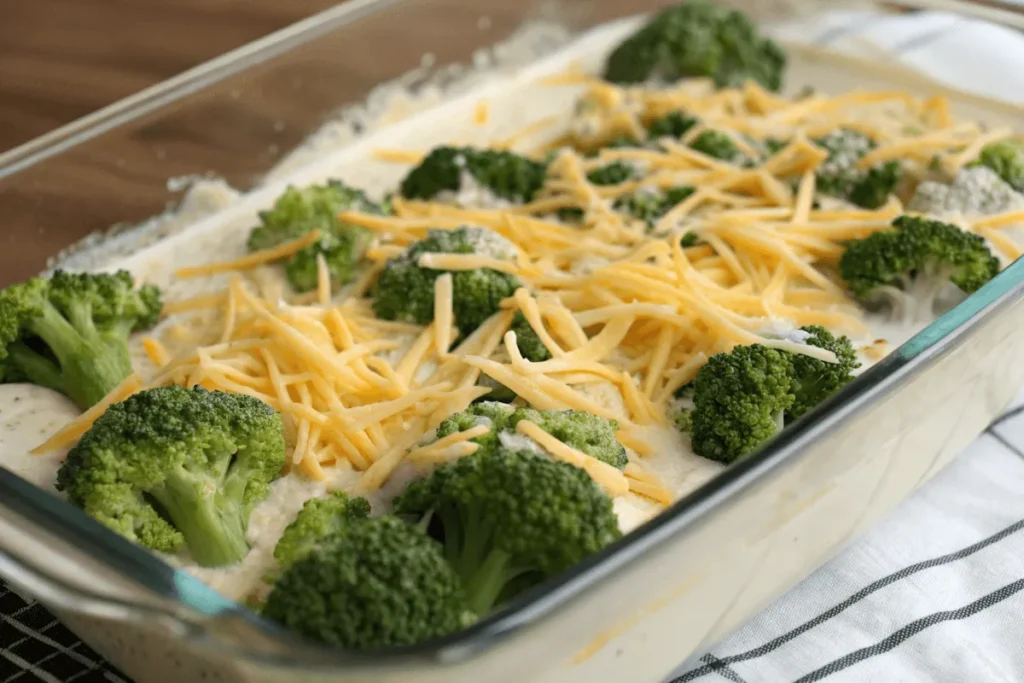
793, 578, 1024, 683
671, 520, 1024, 681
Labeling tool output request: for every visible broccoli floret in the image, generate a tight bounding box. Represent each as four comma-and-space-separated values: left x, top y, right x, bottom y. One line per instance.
603, 135, 643, 150
400, 146, 547, 203
908, 166, 1024, 217
647, 111, 699, 139
511, 311, 552, 362
690, 130, 748, 165
689, 345, 795, 464
614, 186, 696, 228
263, 515, 471, 649
815, 129, 901, 209
681, 329, 858, 454
670, 384, 695, 433
247, 181, 382, 292
787, 326, 860, 422
476, 375, 518, 403
587, 161, 638, 186
763, 138, 789, 156
680, 231, 701, 247
56, 386, 285, 566
508, 408, 628, 469
435, 405, 627, 470
847, 161, 901, 210
556, 207, 586, 224
604, 1, 786, 91
970, 139, 1024, 192
372, 227, 521, 334
394, 447, 621, 615
674, 409, 693, 433
435, 401, 516, 455
272, 492, 371, 575
839, 215, 1000, 323
0, 271, 161, 408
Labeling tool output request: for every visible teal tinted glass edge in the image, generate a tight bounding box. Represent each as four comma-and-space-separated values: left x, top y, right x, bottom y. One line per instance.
173, 572, 239, 615
898, 257, 1024, 359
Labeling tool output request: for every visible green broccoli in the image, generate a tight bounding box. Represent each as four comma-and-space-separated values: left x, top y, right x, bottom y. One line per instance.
786, 326, 860, 422
689, 344, 795, 464
435, 401, 516, 454
839, 215, 1000, 322
247, 181, 384, 292
272, 492, 371, 575
372, 227, 521, 334
680, 231, 701, 248
508, 408, 628, 469
614, 186, 696, 228
763, 138, 789, 157
814, 129, 901, 209
690, 130, 748, 165
604, 0, 787, 91
670, 384, 695, 433
400, 146, 547, 203
908, 166, 1022, 217
607, 134, 643, 149
434, 405, 627, 469
587, 161, 639, 186
647, 111, 699, 139
674, 408, 693, 433
970, 139, 1024, 192
0, 270, 161, 409
56, 386, 286, 566
263, 515, 471, 649
511, 311, 552, 362
681, 327, 858, 457
556, 207, 586, 225
394, 446, 621, 615
848, 161, 901, 210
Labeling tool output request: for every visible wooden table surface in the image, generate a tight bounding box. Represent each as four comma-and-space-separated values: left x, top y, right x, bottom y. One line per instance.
0, 0, 339, 153
0, 0, 572, 284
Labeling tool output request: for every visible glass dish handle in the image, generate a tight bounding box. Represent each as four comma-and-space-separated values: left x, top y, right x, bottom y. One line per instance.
0, 467, 313, 662
0, 547, 202, 637
0, 496, 207, 635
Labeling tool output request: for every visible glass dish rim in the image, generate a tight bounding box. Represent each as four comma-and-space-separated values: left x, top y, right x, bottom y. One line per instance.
2, 0, 1024, 671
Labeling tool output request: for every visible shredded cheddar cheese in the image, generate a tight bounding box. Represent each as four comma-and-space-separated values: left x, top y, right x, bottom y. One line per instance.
175, 231, 322, 278
40, 67, 1012, 506
515, 420, 629, 497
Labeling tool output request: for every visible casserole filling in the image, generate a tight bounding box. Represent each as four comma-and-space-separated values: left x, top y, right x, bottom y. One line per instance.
2, 1, 1023, 650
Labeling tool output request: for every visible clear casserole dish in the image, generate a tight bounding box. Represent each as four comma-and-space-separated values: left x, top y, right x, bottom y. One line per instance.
2, 1, 1024, 682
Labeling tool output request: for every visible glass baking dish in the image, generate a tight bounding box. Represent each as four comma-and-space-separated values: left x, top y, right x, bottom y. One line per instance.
2, 1, 1024, 682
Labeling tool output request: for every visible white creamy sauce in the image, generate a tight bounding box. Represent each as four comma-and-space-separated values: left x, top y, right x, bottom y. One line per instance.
0, 385, 80, 493
174, 474, 329, 602
497, 431, 547, 456
0, 14, 1014, 601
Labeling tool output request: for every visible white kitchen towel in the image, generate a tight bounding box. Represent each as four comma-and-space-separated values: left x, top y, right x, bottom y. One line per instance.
669, 10, 1024, 683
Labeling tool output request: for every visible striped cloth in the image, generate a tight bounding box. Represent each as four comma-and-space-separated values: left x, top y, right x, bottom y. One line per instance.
669, 8, 1024, 682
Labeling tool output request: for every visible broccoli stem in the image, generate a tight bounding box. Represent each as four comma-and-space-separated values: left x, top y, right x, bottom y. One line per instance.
463, 549, 517, 616
870, 264, 959, 325
439, 505, 522, 615
149, 466, 250, 567
6, 343, 64, 395
26, 299, 133, 408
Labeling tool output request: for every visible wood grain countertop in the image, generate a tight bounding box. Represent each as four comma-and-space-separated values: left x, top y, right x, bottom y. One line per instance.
0, 0, 616, 284
0, 0, 339, 153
